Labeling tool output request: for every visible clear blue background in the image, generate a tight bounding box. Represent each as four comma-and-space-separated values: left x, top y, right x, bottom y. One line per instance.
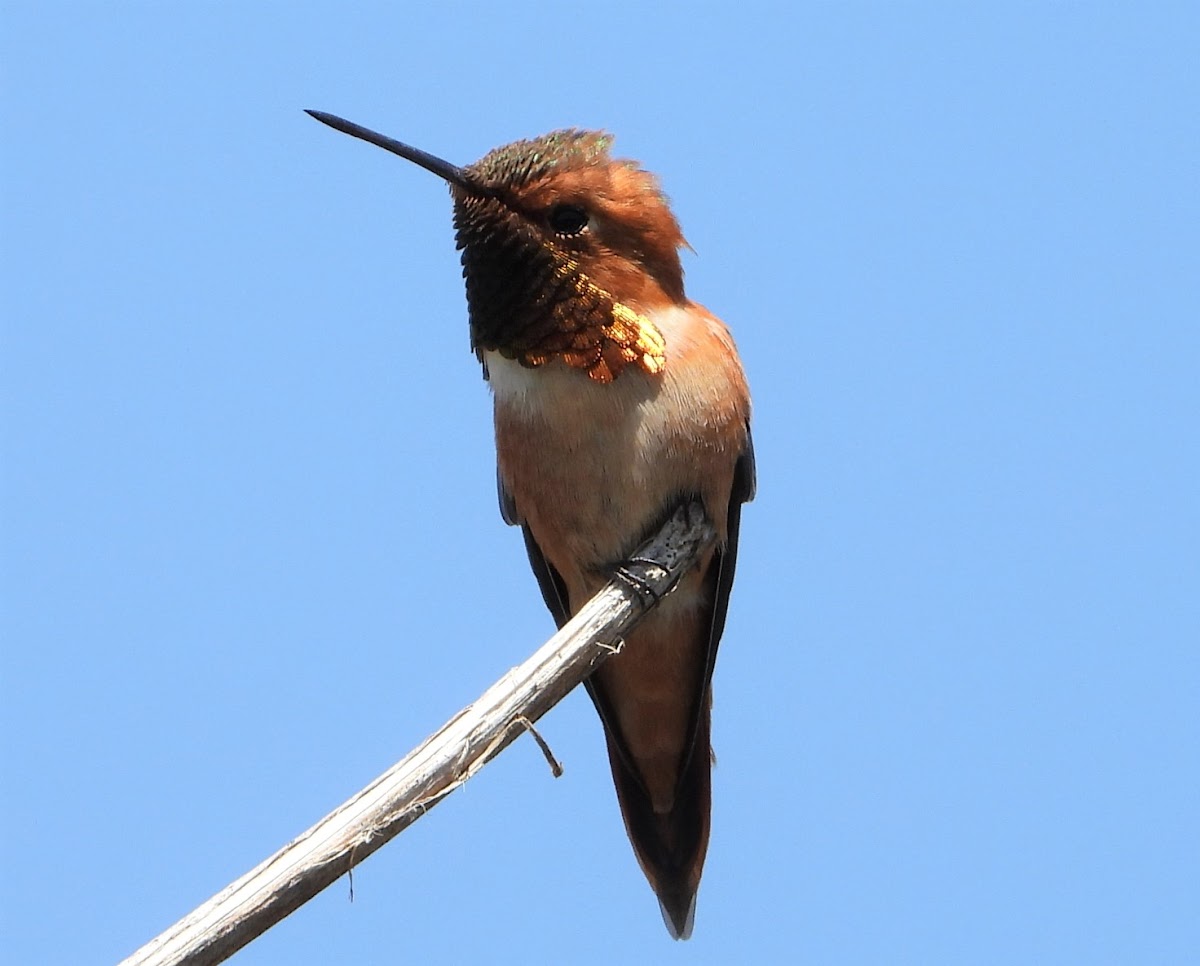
3, 4, 1197, 964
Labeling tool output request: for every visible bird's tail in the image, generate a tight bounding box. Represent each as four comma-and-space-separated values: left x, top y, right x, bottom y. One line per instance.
606, 706, 712, 940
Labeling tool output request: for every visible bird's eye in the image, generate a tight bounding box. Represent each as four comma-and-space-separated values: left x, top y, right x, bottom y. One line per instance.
548, 204, 589, 236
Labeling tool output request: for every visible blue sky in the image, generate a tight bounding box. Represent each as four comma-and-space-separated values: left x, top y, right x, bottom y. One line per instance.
2, 3, 1197, 964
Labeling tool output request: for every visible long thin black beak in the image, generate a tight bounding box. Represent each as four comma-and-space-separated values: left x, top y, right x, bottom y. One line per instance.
305, 110, 475, 192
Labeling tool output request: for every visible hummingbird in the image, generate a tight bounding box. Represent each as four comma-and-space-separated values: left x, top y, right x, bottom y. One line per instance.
307, 110, 755, 940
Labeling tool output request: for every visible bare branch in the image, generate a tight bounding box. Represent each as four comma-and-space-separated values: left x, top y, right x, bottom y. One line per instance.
120, 501, 716, 966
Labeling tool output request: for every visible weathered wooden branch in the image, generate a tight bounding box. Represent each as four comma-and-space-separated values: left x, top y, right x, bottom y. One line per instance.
120, 501, 717, 966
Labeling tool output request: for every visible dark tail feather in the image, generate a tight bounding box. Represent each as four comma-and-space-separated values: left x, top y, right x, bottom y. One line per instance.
606, 709, 712, 940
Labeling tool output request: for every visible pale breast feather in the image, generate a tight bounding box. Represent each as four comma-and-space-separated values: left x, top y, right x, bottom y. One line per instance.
486, 301, 749, 566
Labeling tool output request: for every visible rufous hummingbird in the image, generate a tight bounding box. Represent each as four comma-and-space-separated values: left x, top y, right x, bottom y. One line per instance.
307, 110, 755, 940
